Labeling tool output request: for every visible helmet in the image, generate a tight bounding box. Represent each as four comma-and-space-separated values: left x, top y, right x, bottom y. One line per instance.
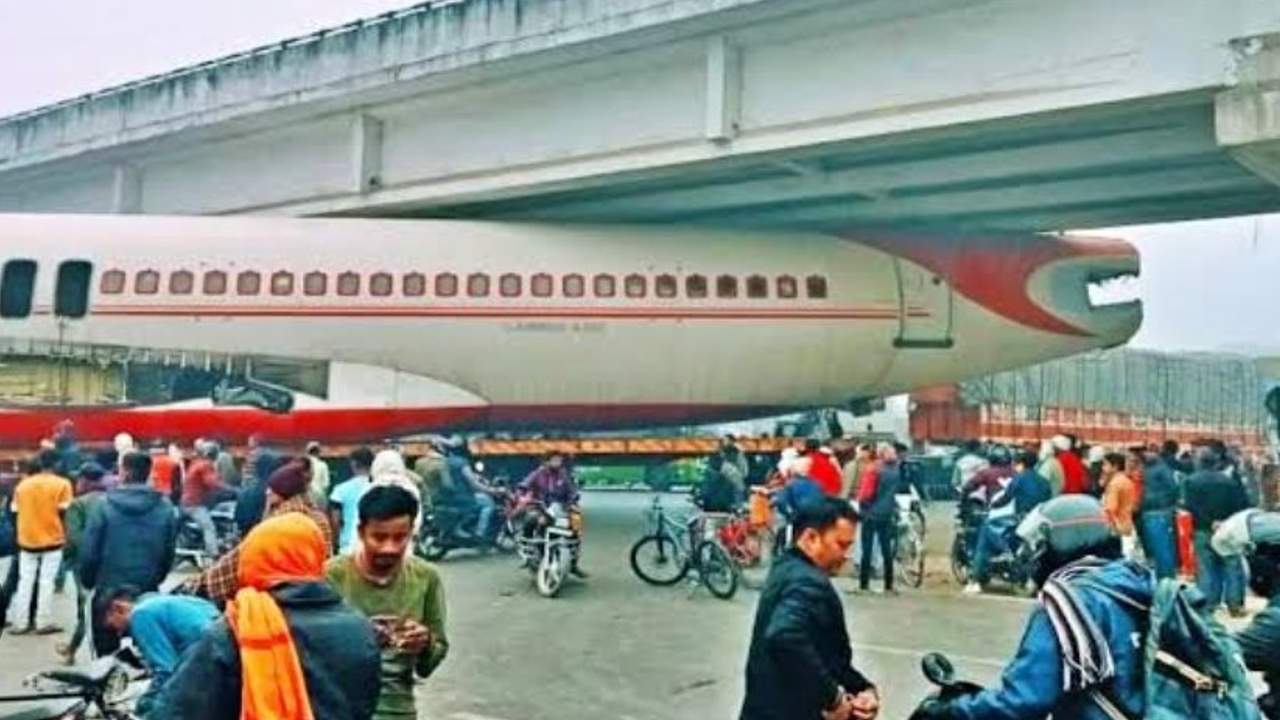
987, 445, 1012, 466
1016, 495, 1118, 587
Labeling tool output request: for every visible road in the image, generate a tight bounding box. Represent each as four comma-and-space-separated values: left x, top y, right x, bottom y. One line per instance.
0, 492, 1039, 719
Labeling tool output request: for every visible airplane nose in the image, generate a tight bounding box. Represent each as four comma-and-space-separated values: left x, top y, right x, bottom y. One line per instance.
1025, 235, 1142, 346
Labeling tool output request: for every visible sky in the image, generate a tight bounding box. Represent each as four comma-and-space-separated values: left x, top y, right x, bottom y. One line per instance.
0, 0, 1275, 356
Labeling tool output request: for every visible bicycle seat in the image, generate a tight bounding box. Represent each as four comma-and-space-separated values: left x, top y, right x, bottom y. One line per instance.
41, 657, 115, 688
0, 699, 82, 720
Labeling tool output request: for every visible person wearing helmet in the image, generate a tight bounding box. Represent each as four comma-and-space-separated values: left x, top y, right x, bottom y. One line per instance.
960, 446, 1014, 504
917, 495, 1151, 719
1218, 510, 1280, 718
963, 450, 1051, 595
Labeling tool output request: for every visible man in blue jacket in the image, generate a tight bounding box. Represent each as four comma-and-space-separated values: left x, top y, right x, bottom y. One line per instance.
914, 495, 1152, 720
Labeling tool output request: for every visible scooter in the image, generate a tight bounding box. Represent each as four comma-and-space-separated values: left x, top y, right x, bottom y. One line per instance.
950, 499, 1034, 594
908, 652, 984, 719
0, 649, 147, 720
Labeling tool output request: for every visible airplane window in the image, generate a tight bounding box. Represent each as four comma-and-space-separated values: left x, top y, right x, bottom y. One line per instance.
169, 270, 194, 295
0, 260, 36, 318
716, 275, 738, 299
136, 270, 160, 295
370, 273, 393, 297
806, 275, 828, 299
746, 275, 768, 299
686, 274, 707, 299
271, 271, 295, 296
655, 274, 677, 298
337, 272, 360, 297
54, 261, 93, 318
499, 273, 522, 298
304, 272, 327, 296
99, 269, 126, 295
236, 271, 261, 296
435, 273, 458, 297
563, 274, 585, 298
467, 273, 490, 298
203, 271, 227, 295
531, 273, 553, 298
624, 274, 646, 299
777, 275, 798, 299
593, 274, 616, 298
403, 273, 426, 297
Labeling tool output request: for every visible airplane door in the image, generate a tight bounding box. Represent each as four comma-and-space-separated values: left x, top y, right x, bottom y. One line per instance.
892, 258, 953, 349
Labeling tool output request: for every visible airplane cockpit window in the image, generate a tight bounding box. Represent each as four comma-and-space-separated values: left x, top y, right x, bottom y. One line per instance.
624, 274, 646, 299
467, 273, 490, 298
746, 275, 768, 299
136, 270, 160, 295
237, 271, 261, 296
716, 275, 738, 299
169, 270, 194, 295
499, 273, 522, 298
436, 273, 458, 297
100, 269, 126, 295
655, 274, 677, 298
0, 259, 36, 319
55, 260, 93, 318
337, 272, 360, 297
403, 273, 426, 297
593, 274, 616, 298
272, 271, 295, 296
563, 274, 585, 298
304, 272, 327, 296
531, 273, 553, 298
370, 272, 393, 297
686, 274, 707, 299
806, 275, 828, 299
777, 275, 798, 299
203, 270, 227, 295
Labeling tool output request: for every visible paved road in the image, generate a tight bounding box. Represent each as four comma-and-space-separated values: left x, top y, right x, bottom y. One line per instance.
0, 492, 1037, 719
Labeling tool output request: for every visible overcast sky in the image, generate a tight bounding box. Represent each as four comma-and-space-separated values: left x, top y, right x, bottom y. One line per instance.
0, 0, 1275, 356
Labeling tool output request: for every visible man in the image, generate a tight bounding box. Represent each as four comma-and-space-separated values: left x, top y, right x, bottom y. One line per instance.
327, 486, 449, 720
148, 441, 180, 504
1037, 438, 1066, 497
841, 445, 873, 501
741, 497, 879, 720
1057, 436, 1088, 495
858, 445, 900, 594
800, 439, 843, 498
152, 513, 382, 720
7, 448, 73, 635
331, 447, 375, 554
1184, 449, 1250, 615
698, 454, 742, 513
963, 450, 1050, 595
1099, 452, 1138, 559
1231, 512, 1280, 719
55, 462, 109, 663
914, 496, 1151, 719
80, 450, 177, 654
234, 443, 280, 537
951, 441, 989, 494
180, 442, 235, 558
306, 441, 332, 507
959, 446, 1014, 505
184, 458, 332, 607
213, 439, 240, 488
520, 451, 587, 576
98, 586, 219, 716
1137, 441, 1180, 579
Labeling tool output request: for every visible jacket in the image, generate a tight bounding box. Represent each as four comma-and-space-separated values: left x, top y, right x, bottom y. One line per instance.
1139, 458, 1178, 513
1059, 451, 1088, 495
62, 490, 106, 563
150, 581, 382, 720
1184, 469, 1250, 532
948, 559, 1153, 720
79, 484, 177, 592
1239, 595, 1280, 713
862, 461, 901, 522
740, 549, 873, 720
993, 470, 1051, 517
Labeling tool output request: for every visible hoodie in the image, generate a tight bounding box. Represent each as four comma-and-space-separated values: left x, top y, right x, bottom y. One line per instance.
79, 484, 177, 592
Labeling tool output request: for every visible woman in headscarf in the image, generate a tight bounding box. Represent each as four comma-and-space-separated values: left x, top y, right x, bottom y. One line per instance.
152, 513, 381, 720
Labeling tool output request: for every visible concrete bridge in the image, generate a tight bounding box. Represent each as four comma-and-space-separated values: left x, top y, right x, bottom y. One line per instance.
1, 0, 1279, 232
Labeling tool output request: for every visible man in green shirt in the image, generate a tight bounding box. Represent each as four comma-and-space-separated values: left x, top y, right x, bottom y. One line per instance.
327, 485, 448, 720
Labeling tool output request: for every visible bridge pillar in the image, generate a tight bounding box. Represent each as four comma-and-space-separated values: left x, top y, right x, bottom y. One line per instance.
1217, 33, 1280, 187
111, 164, 143, 214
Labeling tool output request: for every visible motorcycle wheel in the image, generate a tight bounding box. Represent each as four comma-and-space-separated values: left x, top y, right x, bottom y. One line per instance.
416, 534, 449, 562
494, 521, 518, 554
536, 546, 565, 598
950, 536, 970, 585
629, 533, 690, 586
696, 541, 739, 600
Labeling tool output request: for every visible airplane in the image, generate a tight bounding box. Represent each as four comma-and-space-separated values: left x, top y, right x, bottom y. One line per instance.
0, 213, 1141, 446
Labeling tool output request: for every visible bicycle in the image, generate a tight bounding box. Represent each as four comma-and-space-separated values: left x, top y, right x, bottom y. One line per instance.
894, 486, 927, 588
628, 495, 739, 599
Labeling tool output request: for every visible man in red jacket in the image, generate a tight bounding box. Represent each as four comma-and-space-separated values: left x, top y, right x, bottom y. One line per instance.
802, 439, 843, 498
1057, 435, 1088, 495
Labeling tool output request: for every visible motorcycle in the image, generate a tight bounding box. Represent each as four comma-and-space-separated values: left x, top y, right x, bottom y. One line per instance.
415, 487, 517, 561
174, 500, 239, 569
514, 501, 582, 598
909, 652, 984, 719
0, 649, 147, 720
949, 498, 1033, 594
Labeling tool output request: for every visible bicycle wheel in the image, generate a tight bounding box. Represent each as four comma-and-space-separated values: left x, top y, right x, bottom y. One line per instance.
897, 529, 925, 588
696, 541, 740, 600
629, 533, 689, 586
950, 536, 970, 585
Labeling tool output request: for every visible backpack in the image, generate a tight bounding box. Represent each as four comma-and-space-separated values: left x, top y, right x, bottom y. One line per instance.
1081, 578, 1260, 720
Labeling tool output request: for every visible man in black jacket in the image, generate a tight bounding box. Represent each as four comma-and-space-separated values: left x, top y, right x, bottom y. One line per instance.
1137, 443, 1180, 579
1237, 513, 1280, 719
79, 451, 177, 654
741, 497, 879, 720
1184, 450, 1250, 615
859, 445, 900, 594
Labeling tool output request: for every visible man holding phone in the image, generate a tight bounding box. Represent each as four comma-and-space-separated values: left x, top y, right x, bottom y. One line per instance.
327, 485, 448, 720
